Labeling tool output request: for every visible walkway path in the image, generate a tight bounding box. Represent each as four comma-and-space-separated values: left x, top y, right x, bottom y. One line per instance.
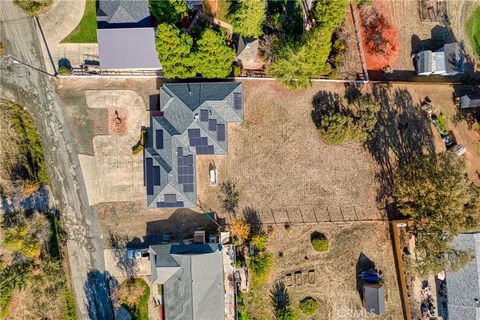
38, 0, 98, 73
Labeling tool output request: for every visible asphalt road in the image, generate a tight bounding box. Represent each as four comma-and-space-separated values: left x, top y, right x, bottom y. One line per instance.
0, 2, 113, 319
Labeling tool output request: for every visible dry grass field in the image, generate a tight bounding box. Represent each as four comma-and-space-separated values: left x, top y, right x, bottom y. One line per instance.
196, 80, 382, 224
250, 223, 403, 320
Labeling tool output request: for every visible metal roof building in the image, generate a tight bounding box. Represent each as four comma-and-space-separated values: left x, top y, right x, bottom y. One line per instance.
144, 83, 244, 208
460, 94, 480, 109
363, 283, 385, 315
415, 42, 464, 76
97, 27, 161, 69
149, 243, 225, 320
446, 233, 480, 320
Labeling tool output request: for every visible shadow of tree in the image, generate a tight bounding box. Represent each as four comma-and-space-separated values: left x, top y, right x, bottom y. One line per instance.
270, 281, 290, 312
108, 232, 139, 278
311, 91, 343, 128
366, 84, 435, 217
84, 270, 116, 320
243, 206, 262, 236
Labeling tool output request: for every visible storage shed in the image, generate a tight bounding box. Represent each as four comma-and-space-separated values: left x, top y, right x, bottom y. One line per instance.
363, 283, 385, 315
460, 94, 480, 109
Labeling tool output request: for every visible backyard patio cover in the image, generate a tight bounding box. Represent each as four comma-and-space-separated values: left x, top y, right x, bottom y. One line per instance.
97, 27, 161, 69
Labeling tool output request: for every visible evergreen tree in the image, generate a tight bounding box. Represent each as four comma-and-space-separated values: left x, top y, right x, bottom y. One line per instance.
229, 0, 266, 38
149, 0, 187, 24
195, 29, 235, 78
155, 23, 196, 79
312, 0, 348, 32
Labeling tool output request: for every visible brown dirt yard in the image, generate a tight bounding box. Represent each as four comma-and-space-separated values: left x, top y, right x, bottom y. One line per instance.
249, 223, 403, 320
196, 80, 382, 224
385, 0, 480, 73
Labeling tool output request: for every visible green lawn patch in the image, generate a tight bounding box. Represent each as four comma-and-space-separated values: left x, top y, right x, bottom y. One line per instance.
119, 279, 150, 320
62, 0, 97, 43
467, 6, 480, 59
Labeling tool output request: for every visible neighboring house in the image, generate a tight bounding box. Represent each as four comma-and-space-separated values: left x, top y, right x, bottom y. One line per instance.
415, 42, 464, 76
363, 283, 385, 315
445, 233, 480, 320
149, 243, 225, 320
235, 36, 264, 70
96, 0, 161, 70
97, 0, 151, 28
459, 93, 480, 109
144, 82, 244, 208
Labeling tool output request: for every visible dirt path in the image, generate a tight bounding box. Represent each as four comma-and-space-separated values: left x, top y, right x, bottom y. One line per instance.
0, 2, 112, 319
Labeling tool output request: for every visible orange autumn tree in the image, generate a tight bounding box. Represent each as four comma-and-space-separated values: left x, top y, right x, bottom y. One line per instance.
230, 219, 250, 243
360, 5, 399, 70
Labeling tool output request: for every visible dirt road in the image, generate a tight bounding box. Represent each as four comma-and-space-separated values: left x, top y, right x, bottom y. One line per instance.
0, 2, 112, 319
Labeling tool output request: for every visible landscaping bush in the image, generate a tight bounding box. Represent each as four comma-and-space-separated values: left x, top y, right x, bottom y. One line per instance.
299, 297, 318, 316
57, 66, 72, 75
360, 5, 399, 70
14, 0, 52, 16
230, 219, 250, 243
249, 252, 273, 282
251, 234, 267, 252
277, 307, 298, 320
220, 180, 240, 213
311, 232, 329, 252
467, 7, 480, 59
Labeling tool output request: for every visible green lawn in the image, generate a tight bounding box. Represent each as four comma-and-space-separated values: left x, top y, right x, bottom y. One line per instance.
466, 6, 480, 59
121, 279, 150, 320
62, 0, 97, 43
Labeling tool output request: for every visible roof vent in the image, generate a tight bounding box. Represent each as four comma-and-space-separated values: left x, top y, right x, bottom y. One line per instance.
194, 113, 199, 121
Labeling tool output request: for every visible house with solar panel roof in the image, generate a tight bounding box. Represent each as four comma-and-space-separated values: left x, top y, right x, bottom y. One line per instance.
144, 83, 243, 208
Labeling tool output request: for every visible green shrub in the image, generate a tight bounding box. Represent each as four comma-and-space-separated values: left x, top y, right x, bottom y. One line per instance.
58, 66, 72, 75
299, 297, 318, 316
233, 65, 242, 77
249, 252, 273, 282
14, 0, 53, 16
251, 235, 267, 252
311, 233, 329, 252
277, 307, 298, 320
64, 286, 77, 320
149, 0, 187, 24
117, 278, 150, 320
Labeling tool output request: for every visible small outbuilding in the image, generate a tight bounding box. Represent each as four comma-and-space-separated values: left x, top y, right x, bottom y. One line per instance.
363, 283, 385, 315
415, 42, 464, 76
459, 94, 480, 109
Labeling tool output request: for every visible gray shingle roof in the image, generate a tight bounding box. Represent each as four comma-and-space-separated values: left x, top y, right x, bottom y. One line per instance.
144, 83, 243, 208
97, 27, 161, 69
149, 243, 225, 320
446, 233, 480, 320
443, 42, 464, 74
97, 0, 151, 27
460, 94, 480, 109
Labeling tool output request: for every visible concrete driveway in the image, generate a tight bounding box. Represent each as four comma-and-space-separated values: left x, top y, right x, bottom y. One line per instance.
38, 0, 98, 72
79, 90, 149, 206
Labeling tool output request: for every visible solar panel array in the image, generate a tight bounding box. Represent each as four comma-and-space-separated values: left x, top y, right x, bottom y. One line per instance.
208, 119, 217, 131
146, 157, 162, 196
157, 193, 184, 208
177, 147, 194, 193
200, 109, 209, 122
217, 124, 225, 141
156, 129, 164, 149
234, 92, 243, 110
